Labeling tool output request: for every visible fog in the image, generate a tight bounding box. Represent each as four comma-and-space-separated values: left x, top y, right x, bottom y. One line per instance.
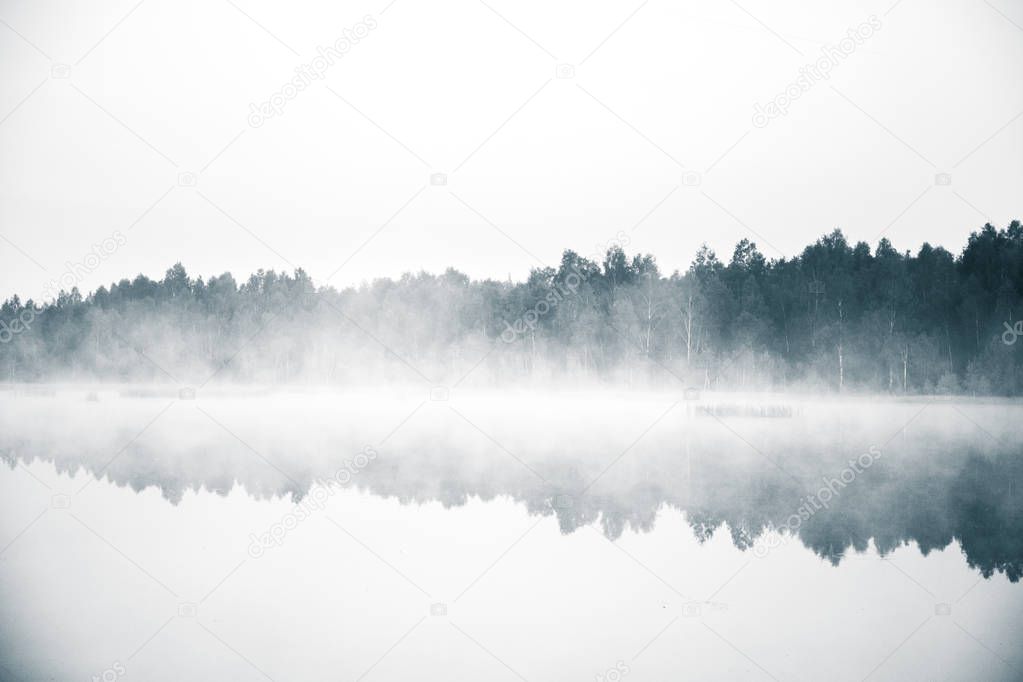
4, 385, 1020, 581
6, 222, 1023, 395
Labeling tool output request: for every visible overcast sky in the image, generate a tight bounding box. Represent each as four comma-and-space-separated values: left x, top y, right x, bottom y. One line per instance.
0, 0, 1021, 300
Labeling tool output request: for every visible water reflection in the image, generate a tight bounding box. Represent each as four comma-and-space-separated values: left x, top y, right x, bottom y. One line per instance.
2, 390, 1020, 583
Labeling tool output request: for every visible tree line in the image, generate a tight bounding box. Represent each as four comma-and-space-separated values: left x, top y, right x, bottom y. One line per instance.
2, 220, 1022, 394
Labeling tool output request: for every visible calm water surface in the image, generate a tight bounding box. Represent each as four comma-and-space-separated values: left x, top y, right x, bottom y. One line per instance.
0, 388, 1020, 681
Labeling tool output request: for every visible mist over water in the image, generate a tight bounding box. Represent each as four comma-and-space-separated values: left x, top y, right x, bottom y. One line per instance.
3, 0, 1021, 676
5, 195, 1023, 682
2, 386, 1023, 681
2, 386, 1021, 576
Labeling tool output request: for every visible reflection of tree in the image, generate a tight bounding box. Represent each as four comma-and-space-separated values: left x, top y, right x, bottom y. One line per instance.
950, 455, 1022, 582
4, 431, 1019, 583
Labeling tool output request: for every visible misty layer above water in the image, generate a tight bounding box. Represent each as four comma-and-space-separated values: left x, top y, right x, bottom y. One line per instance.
2, 387, 1021, 582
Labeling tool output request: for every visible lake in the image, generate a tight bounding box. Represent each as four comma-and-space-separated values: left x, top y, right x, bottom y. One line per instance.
1, 387, 1020, 681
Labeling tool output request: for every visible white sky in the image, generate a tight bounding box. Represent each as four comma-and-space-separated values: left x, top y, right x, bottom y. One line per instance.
0, 0, 1021, 300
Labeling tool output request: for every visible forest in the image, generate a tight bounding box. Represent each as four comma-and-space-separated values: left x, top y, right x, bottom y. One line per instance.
2, 220, 1022, 394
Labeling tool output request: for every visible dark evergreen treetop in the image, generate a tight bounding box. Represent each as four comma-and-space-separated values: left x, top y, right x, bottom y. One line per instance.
2, 221, 1022, 394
